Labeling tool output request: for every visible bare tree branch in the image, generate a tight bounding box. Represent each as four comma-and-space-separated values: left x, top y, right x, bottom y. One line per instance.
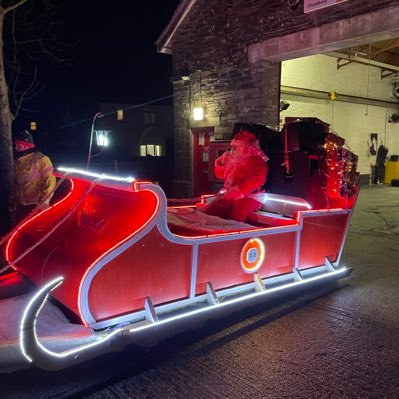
11, 10, 17, 67
3, 0, 73, 116
12, 64, 38, 119
3, 0, 29, 15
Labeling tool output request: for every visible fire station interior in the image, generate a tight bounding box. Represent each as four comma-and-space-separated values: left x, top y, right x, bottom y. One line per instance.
276, 38, 399, 192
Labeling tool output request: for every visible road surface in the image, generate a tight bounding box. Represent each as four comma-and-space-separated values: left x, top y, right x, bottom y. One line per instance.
1, 185, 398, 399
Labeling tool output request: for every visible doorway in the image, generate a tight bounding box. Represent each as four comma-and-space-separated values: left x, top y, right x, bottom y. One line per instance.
192, 127, 214, 197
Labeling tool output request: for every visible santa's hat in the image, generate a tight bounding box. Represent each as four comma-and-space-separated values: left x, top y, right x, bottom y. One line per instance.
231, 130, 257, 146
14, 130, 35, 152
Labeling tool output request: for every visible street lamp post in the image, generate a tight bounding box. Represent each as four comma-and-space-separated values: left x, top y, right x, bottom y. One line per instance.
87, 112, 103, 170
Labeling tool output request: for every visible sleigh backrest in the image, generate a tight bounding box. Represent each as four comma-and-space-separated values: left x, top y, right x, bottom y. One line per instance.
252, 193, 311, 217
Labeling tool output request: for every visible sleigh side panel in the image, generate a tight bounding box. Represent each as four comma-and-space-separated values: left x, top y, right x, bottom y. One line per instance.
84, 227, 193, 323
195, 231, 297, 294
297, 211, 350, 269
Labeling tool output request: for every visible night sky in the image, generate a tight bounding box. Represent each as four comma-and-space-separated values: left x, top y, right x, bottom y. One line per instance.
15, 1, 181, 134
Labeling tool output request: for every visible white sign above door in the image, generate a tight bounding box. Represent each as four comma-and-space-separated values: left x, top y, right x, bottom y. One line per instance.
304, 0, 349, 14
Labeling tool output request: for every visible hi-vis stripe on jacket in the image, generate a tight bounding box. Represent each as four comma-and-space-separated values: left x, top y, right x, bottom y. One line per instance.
14, 152, 56, 206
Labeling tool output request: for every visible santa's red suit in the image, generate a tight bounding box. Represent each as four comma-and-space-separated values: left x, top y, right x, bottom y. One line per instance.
204, 130, 268, 222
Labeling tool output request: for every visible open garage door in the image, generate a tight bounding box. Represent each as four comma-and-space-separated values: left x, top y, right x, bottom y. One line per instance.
279, 38, 399, 184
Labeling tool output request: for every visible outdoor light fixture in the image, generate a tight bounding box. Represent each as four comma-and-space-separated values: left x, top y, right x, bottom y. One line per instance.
280, 101, 290, 112
193, 107, 204, 121
95, 130, 110, 147
87, 112, 103, 170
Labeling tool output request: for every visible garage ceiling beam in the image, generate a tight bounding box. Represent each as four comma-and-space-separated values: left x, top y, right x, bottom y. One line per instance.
281, 85, 399, 109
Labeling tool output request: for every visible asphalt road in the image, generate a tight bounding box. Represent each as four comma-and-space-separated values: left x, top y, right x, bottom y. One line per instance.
1, 185, 399, 399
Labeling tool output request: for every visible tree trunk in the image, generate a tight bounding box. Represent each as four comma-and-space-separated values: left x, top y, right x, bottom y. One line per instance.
0, 9, 15, 236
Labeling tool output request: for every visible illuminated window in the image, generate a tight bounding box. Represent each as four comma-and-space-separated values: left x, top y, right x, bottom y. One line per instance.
140, 144, 162, 157
30, 121, 37, 131
117, 109, 124, 121
144, 111, 156, 125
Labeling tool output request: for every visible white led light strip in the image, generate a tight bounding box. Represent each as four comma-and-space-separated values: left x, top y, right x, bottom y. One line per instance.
128, 267, 346, 333
262, 195, 311, 209
19, 276, 123, 363
20, 267, 347, 365
58, 167, 135, 183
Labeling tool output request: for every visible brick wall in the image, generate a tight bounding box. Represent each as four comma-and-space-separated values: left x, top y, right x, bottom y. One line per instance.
168, 0, 399, 196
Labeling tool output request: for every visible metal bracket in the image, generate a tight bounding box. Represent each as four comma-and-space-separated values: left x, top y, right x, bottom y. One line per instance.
293, 268, 303, 282
381, 70, 397, 80
337, 58, 353, 70
206, 282, 219, 305
254, 273, 266, 292
325, 257, 336, 272
144, 297, 159, 323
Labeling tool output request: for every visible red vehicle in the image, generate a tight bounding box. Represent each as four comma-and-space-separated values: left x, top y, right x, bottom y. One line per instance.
5, 118, 358, 370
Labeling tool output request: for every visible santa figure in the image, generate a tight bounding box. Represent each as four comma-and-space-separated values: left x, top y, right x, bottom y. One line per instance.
204, 130, 268, 222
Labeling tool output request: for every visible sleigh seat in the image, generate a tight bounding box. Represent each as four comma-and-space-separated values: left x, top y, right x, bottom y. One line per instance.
167, 207, 257, 237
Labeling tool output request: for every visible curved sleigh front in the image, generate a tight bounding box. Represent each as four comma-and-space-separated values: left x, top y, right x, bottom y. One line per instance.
6, 176, 160, 323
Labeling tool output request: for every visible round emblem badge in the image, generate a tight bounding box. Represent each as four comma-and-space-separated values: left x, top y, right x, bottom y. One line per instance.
240, 238, 265, 273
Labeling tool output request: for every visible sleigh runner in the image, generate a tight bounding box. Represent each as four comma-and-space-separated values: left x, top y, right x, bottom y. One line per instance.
5, 118, 358, 370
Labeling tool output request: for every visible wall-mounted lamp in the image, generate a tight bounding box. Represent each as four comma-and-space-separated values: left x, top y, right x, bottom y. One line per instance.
279, 101, 290, 112
193, 107, 204, 121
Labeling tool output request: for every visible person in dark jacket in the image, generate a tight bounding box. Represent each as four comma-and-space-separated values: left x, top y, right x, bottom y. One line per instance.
374, 144, 389, 184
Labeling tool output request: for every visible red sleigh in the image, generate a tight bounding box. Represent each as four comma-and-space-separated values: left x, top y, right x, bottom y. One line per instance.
5, 118, 358, 370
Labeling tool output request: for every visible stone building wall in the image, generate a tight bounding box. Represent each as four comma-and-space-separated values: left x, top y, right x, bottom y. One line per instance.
167, 0, 399, 196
